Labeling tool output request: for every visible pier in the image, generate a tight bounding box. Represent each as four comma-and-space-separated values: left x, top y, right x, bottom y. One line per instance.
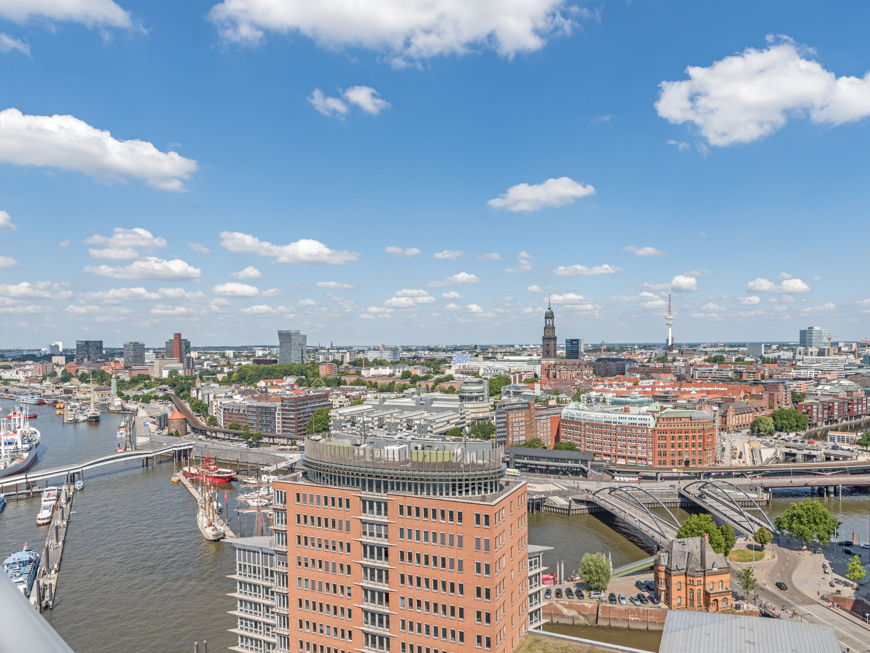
173, 473, 237, 539
32, 482, 75, 612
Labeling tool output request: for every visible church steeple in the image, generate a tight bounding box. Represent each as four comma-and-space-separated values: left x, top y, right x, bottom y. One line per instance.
542, 301, 557, 359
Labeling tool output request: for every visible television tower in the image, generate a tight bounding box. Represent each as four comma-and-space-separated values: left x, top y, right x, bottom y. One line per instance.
665, 290, 675, 351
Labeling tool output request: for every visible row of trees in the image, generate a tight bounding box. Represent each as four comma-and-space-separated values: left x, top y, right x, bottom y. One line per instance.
749, 408, 809, 435
676, 514, 738, 556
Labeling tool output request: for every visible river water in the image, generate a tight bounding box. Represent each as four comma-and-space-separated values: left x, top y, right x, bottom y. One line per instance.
1, 400, 868, 652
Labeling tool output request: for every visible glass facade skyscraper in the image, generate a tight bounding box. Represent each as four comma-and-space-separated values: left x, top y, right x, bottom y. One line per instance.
799, 326, 831, 350
565, 338, 581, 359
277, 329, 306, 364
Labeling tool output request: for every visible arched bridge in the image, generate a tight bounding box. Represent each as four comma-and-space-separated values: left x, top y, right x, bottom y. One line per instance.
587, 485, 682, 548
680, 479, 778, 537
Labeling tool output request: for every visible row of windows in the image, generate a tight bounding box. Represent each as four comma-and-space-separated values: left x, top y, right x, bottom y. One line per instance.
295, 492, 351, 510
397, 504, 464, 524
399, 620, 466, 644
295, 513, 352, 532
398, 550, 464, 572
295, 597, 353, 621
295, 555, 351, 576
295, 639, 352, 653
294, 535, 351, 555
399, 573, 464, 597
398, 527, 464, 548
296, 620, 353, 642
295, 576, 353, 600
399, 596, 465, 620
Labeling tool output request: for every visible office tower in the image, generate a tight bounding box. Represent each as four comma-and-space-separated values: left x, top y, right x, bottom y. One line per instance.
799, 326, 831, 351
565, 338, 580, 359
271, 435, 530, 653
164, 332, 191, 360
123, 341, 146, 366
277, 329, 306, 364
48, 341, 63, 355
75, 340, 104, 363
541, 302, 556, 359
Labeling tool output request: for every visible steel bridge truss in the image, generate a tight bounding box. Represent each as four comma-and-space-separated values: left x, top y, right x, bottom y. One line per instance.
683, 479, 778, 536
593, 485, 682, 542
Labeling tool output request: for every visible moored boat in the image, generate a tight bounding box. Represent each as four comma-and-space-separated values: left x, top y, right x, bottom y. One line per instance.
0, 447, 37, 479
36, 486, 59, 525
17, 395, 45, 406
196, 507, 225, 541
2, 547, 40, 597
182, 458, 236, 482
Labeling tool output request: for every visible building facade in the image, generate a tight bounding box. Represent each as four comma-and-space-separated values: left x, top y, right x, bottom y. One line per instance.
541, 304, 556, 360
565, 339, 581, 360
165, 332, 191, 360
75, 339, 104, 363
278, 330, 307, 365
655, 537, 731, 612
123, 341, 146, 366
271, 436, 530, 653
799, 326, 832, 351
227, 536, 277, 653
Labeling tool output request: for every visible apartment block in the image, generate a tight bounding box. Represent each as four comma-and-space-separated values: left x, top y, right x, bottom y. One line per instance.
227, 536, 277, 653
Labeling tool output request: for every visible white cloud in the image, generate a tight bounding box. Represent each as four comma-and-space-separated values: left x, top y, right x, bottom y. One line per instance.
81, 287, 203, 303
746, 276, 811, 293
553, 263, 619, 276
0, 210, 14, 230
527, 285, 543, 293
157, 288, 205, 300
614, 291, 660, 302
297, 298, 318, 307
477, 252, 501, 260
151, 304, 195, 316
219, 231, 358, 264
0, 109, 196, 191
395, 289, 429, 298
0, 255, 18, 269
384, 296, 416, 308
444, 303, 461, 311
441, 291, 461, 299
433, 249, 463, 260
625, 245, 664, 257
666, 139, 690, 151
343, 86, 390, 115
466, 304, 484, 314
685, 269, 713, 277
701, 302, 723, 311
488, 176, 595, 212
738, 296, 761, 305
0, 0, 132, 28
212, 282, 280, 297
427, 272, 480, 287
801, 302, 835, 314
58, 240, 70, 248
210, 0, 578, 63
86, 257, 202, 280
385, 246, 420, 257
656, 37, 870, 146
316, 281, 353, 289
64, 304, 102, 315
670, 274, 698, 292
505, 250, 533, 273
385, 289, 434, 308
0, 281, 71, 299
231, 266, 262, 280
188, 242, 210, 254
242, 304, 292, 315
0, 33, 28, 54
88, 248, 139, 260
550, 292, 585, 304
308, 89, 349, 117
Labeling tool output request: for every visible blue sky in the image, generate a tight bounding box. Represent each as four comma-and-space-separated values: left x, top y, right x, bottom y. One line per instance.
1, 0, 870, 347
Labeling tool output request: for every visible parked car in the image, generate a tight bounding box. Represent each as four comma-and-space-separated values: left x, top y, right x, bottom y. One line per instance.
635, 580, 646, 591
575, 582, 584, 592
645, 580, 656, 592
629, 595, 641, 606
565, 588, 575, 599
608, 593, 617, 604
775, 581, 788, 590
555, 588, 563, 598
844, 548, 854, 556
589, 590, 603, 600
637, 593, 649, 604
618, 593, 627, 605
648, 594, 660, 605
576, 589, 585, 600
544, 589, 552, 599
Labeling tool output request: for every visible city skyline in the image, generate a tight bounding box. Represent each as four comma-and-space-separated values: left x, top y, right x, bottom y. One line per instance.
2, 2, 870, 345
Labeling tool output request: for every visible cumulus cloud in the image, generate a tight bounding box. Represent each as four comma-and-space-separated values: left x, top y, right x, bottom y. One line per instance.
210, 0, 578, 63
670, 274, 698, 292
427, 272, 480, 287
308, 89, 349, 117
343, 86, 390, 114
527, 285, 543, 293
0, 33, 28, 54
553, 263, 619, 276
81, 287, 203, 303
151, 305, 195, 315
738, 296, 760, 305
297, 298, 318, 307
550, 292, 586, 304
441, 291, 461, 299
0, 281, 71, 299
0, 109, 196, 191
0, 0, 132, 28
625, 245, 664, 257
230, 266, 262, 279
241, 304, 293, 315
746, 276, 811, 293
488, 176, 595, 212
0, 255, 17, 269
316, 281, 353, 289
219, 231, 358, 264
385, 246, 420, 257
433, 249, 463, 260
188, 242, 210, 254
444, 303, 461, 311
213, 282, 280, 297
466, 304, 484, 314
85, 228, 167, 261
656, 36, 870, 146
477, 252, 501, 260
64, 304, 102, 315
505, 251, 533, 274
384, 289, 435, 308
0, 210, 16, 230
801, 302, 835, 314
86, 257, 202, 280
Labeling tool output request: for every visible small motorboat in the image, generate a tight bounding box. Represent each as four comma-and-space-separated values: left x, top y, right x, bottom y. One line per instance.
244, 497, 272, 507
73, 480, 84, 491
0, 493, 7, 512
36, 504, 53, 526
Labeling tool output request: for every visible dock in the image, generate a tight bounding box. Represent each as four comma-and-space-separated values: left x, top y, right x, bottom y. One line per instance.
32, 483, 75, 612
173, 473, 237, 539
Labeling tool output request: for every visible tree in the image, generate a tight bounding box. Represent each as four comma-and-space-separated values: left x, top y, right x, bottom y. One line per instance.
676, 514, 726, 554
580, 553, 611, 591
753, 527, 772, 549
736, 567, 757, 596
206, 416, 218, 427
572, 388, 590, 402
516, 438, 545, 449
487, 375, 511, 397
749, 416, 775, 436
845, 555, 867, 583
774, 498, 840, 548
719, 524, 737, 557
856, 432, 870, 449
226, 421, 243, 431
790, 391, 805, 405
553, 441, 577, 451
469, 421, 495, 440
445, 427, 463, 438
305, 407, 331, 435
770, 408, 808, 433
250, 433, 263, 445
188, 398, 209, 416
705, 354, 725, 364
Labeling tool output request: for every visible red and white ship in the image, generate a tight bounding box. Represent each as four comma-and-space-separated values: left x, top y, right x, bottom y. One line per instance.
182, 458, 236, 483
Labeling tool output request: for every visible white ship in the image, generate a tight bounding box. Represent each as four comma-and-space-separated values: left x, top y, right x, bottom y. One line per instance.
1, 408, 41, 453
